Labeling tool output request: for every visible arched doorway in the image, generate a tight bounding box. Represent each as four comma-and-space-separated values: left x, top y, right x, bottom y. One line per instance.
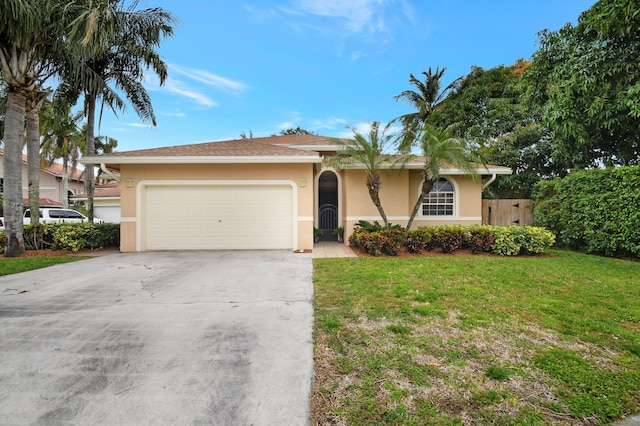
317, 170, 339, 241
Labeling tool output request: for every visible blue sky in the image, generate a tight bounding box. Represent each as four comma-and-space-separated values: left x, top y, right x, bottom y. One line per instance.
99, 0, 595, 152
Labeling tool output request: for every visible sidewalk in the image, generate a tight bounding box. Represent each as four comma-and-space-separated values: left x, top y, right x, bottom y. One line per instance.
312, 241, 358, 259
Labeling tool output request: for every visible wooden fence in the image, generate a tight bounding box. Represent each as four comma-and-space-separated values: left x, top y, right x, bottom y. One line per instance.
482, 199, 533, 226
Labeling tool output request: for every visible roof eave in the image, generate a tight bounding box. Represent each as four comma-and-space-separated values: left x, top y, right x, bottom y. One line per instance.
338, 163, 512, 175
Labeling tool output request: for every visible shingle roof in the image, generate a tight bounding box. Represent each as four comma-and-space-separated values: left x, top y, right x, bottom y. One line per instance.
100, 139, 320, 157
72, 182, 120, 199
251, 134, 347, 147
0, 148, 85, 180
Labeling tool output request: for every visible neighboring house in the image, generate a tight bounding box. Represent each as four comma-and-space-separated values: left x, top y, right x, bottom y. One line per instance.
0, 148, 86, 207
71, 182, 121, 223
81, 135, 511, 252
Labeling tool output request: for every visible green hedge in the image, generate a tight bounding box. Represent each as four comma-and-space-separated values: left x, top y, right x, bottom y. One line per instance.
1, 223, 120, 252
349, 224, 555, 257
532, 166, 640, 258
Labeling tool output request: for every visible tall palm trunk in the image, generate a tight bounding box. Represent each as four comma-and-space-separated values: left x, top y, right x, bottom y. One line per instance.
367, 173, 389, 229
26, 92, 45, 226
3, 90, 27, 257
85, 94, 96, 222
405, 175, 435, 231
61, 151, 69, 209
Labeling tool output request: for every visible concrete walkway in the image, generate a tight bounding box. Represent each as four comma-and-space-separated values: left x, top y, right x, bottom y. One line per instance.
0, 250, 314, 425
312, 241, 358, 259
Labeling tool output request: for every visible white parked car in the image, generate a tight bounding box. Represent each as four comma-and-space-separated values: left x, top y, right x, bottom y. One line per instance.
23, 208, 103, 225
1, 209, 103, 231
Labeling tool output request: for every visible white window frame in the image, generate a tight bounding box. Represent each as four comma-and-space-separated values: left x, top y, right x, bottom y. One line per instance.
421, 177, 457, 217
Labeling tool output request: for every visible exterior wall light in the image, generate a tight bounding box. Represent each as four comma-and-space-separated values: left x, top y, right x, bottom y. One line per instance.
126, 178, 133, 188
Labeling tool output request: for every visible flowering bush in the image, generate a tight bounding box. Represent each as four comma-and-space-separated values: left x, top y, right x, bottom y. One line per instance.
349, 224, 554, 257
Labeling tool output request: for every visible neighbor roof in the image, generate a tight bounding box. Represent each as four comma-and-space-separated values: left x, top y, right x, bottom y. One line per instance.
82, 139, 323, 166
72, 182, 120, 200
0, 148, 85, 181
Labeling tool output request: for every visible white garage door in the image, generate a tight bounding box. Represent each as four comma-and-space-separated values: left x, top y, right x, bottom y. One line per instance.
143, 183, 294, 250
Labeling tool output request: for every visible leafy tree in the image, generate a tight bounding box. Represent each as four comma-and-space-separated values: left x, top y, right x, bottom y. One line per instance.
527, 0, 640, 167
329, 122, 396, 229
429, 61, 569, 198
397, 125, 477, 230
278, 127, 317, 136
394, 66, 458, 138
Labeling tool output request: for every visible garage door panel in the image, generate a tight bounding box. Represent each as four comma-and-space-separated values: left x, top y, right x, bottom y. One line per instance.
143, 184, 293, 250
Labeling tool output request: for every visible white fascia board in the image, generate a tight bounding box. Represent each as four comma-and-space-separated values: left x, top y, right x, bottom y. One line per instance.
280, 145, 345, 151
81, 155, 323, 165
338, 163, 512, 175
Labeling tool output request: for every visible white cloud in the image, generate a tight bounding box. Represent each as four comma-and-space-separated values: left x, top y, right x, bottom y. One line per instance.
311, 116, 349, 130
169, 64, 248, 96
144, 64, 248, 109
287, 0, 415, 36
162, 78, 218, 108
125, 123, 154, 128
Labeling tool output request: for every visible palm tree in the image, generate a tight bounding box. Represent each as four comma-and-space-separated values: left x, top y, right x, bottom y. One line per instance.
40, 99, 85, 209
67, 3, 176, 221
329, 122, 396, 229
400, 125, 478, 231
0, 0, 82, 256
25, 90, 48, 225
394, 67, 458, 139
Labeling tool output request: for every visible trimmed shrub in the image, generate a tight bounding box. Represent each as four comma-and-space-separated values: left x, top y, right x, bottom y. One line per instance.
22, 222, 120, 251
350, 224, 554, 256
465, 225, 495, 253
350, 228, 405, 256
405, 228, 436, 253
490, 226, 555, 256
533, 166, 640, 258
433, 225, 467, 253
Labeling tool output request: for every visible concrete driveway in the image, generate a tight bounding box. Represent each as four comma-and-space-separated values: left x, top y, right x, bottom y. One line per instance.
0, 250, 314, 425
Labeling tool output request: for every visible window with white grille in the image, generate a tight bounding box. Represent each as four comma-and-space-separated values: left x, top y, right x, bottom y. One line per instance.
422, 178, 454, 216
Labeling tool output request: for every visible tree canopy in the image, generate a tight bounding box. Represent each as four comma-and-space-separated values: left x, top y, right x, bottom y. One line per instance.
527, 0, 640, 167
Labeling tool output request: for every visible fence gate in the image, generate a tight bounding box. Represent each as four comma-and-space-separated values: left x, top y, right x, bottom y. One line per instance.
482, 199, 533, 226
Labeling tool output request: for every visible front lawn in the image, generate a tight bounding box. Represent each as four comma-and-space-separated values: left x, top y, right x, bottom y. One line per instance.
312, 250, 640, 425
0, 254, 88, 276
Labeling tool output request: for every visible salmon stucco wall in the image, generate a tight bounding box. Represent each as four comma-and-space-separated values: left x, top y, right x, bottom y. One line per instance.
117, 163, 315, 252
341, 169, 483, 243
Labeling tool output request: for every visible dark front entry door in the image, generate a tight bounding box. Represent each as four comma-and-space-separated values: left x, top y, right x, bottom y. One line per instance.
318, 171, 338, 241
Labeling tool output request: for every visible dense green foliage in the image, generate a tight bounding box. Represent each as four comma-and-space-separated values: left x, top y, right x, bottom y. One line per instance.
533, 166, 640, 257
430, 61, 570, 198
15, 222, 120, 251
349, 224, 555, 257
527, 0, 640, 167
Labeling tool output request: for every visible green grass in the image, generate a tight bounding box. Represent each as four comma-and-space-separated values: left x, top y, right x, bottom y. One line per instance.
0, 255, 87, 276
312, 250, 640, 425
